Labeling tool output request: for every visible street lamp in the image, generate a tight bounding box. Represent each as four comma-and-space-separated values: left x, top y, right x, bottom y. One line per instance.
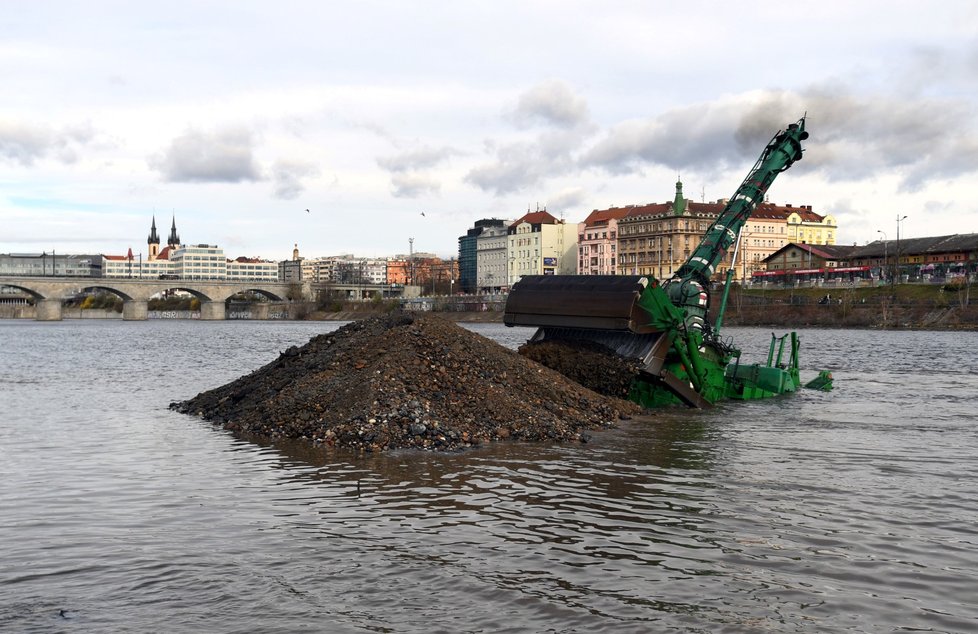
449, 257, 455, 297
895, 215, 907, 283
877, 230, 887, 282
657, 236, 663, 279
740, 231, 752, 285
408, 237, 415, 286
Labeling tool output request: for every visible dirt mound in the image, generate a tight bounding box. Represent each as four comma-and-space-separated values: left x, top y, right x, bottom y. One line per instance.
518, 339, 643, 399
171, 312, 639, 452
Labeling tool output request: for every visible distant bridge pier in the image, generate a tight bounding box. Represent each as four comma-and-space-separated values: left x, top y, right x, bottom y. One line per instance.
251, 303, 270, 320
35, 299, 63, 321
200, 301, 226, 320
123, 300, 148, 321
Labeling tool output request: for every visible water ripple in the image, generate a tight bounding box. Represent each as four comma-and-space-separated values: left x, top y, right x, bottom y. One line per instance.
1, 322, 977, 632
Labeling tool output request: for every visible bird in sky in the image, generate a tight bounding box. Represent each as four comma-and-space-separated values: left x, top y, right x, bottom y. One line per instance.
305, 209, 310, 213
420, 211, 426, 217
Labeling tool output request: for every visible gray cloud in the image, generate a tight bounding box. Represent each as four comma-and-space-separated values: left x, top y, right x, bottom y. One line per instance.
582, 105, 744, 175
582, 86, 978, 193
380, 83, 591, 199
546, 187, 589, 213
512, 80, 590, 129
390, 172, 440, 198
465, 142, 545, 195
759, 88, 976, 191
0, 120, 94, 166
271, 159, 320, 199
150, 127, 262, 183
377, 145, 461, 198
466, 124, 595, 196
377, 145, 461, 173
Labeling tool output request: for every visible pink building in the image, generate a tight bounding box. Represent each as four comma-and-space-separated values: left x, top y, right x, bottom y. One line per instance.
577, 207, 629, 275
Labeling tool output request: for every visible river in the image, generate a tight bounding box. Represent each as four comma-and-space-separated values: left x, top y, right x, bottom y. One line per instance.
1, 320, 976, 633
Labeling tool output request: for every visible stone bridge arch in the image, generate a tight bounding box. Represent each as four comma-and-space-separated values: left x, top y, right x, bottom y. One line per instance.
0, 280, 84, 320
224, 287, 287, 302
75, 284, 137, 302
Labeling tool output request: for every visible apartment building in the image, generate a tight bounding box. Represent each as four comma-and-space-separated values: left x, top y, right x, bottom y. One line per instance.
507, 209, 577, 287
577, 207, 628, 275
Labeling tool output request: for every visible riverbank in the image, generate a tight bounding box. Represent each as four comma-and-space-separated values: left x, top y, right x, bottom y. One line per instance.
0, 305, 506, 323
3, 282, 973, 329
722, 283, 977, 330
309, 308, 503, 323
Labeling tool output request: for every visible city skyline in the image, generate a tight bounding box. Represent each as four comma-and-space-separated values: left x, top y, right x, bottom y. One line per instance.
3, 2, 978, 260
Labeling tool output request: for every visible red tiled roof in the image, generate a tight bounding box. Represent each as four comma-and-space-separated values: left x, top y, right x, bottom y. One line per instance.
765, 242, 856, 264
748, 203, 789, 220
756, 202, 824, 222
796, 243, 856, 259
622, 202, 671, 219
511, 210, 560, 228
157, 246, 172, 260
581, 207, 630, 226
687, 201, 723, 215
617, 200, 825, 222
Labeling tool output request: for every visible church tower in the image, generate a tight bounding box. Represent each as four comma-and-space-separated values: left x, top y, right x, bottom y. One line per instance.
167, 215, 181, 250
147, 216, 160, 260
672, 178, 686, 216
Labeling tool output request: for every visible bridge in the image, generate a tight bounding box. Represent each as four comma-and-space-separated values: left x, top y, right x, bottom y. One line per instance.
0, 276, 416, 320
0, 276, 304, 321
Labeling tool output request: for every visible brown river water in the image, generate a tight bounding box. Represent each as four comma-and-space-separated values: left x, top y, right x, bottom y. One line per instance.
1, 320, 976, 633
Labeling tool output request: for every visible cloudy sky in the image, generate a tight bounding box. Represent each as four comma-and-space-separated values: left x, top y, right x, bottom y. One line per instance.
2, 1, 977, 260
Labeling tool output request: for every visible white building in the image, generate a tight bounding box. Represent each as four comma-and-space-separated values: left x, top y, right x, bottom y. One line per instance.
169, 244, 227, 279
227, 257, 279, 281
102, 254, 165, 278
476, 221, 511, 292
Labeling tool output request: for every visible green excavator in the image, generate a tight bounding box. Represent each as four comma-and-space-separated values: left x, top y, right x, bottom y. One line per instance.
504, 117, 833, 408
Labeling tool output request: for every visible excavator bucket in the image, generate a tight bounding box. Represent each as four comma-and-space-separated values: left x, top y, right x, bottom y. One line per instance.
504, 275, 662, 333
504, 274, 666, 362
505, 274, 713, 409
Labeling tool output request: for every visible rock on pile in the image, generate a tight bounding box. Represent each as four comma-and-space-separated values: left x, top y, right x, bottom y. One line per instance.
171, 312, 639, 452
517, 339, 643, 400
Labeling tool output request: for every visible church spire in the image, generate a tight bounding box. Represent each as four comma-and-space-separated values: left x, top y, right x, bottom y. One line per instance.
147, 215, 161, 260
673, 177, 686, 216
167, 215, 180, 248
148, 215, 160, 245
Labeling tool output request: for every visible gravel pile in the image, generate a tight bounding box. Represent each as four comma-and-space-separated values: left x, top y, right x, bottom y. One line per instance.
518, 339, 643, 399
171, 312, 638, 452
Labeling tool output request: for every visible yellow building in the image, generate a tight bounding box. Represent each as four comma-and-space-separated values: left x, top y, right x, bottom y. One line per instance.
507, 209, 577, 286
786, 206, 837, 245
